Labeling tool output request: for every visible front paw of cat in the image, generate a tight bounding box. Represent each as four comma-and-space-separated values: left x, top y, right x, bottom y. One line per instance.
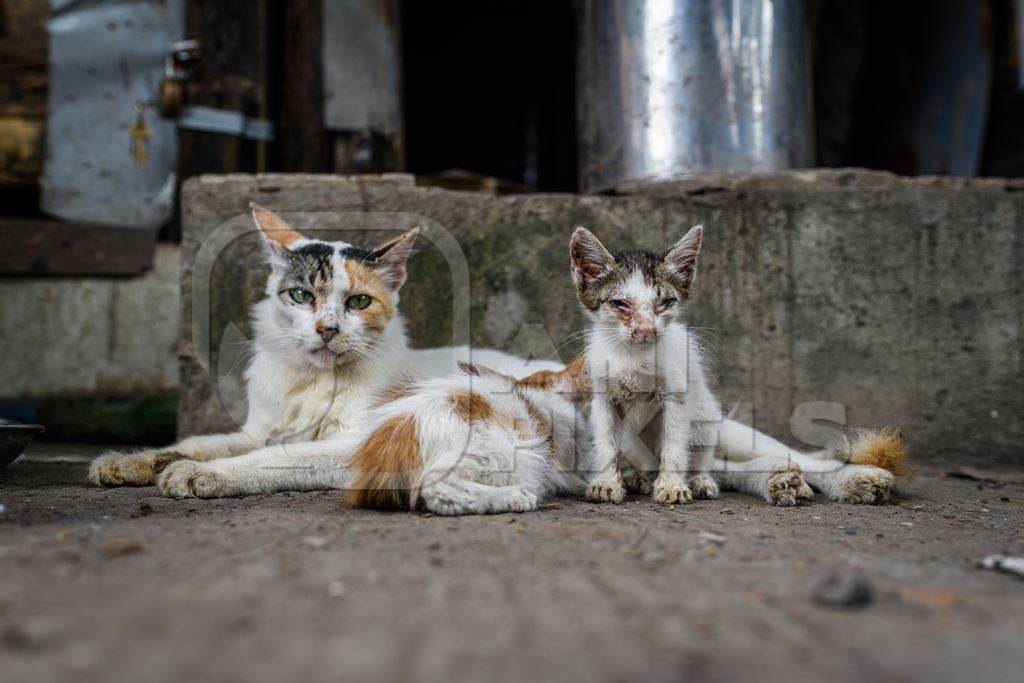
766, 462, 813, 507
158, 461, 232, 499
689, 474, 720, 500
585, 477, 625, 504
652, 476, 693, 505
88, 450, 183, 487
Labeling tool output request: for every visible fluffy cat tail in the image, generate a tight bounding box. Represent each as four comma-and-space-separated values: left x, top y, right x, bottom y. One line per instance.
819, 427, 910, 476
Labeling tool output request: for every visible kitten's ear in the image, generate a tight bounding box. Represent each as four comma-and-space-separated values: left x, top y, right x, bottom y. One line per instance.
367, 227, 420, 291
570, 226, 615, 294
663, 224, 703, 290
458, 361, 514, 382
251, 203, 304, 269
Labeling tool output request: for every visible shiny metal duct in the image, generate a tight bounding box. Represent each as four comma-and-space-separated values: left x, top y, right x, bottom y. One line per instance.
577, 0, 814, 193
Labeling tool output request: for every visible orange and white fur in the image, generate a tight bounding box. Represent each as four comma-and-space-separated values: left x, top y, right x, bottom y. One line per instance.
346, 362, 587, 515
571, 225, 907, 507
88, 206, 560, 498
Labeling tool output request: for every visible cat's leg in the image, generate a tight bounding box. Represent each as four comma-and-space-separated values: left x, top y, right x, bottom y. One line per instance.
653, 400, 693, 504
618, 430, 656, 495
583, 397, 626, 503
715, 419, 896, 504
689, 445, 720, 500
714, 457, 813, 507
784, 455, 894, 505
157, 437, 357, 499
89, 430, 261, 487
419, 477, 539, 516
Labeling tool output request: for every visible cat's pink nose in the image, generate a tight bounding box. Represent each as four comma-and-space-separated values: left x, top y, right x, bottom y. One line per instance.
317, 324, 339, 343
632, 326, 656, 342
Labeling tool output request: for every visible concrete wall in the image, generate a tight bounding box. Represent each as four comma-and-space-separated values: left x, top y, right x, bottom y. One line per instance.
179, 171, 1024, 461
0, 244, 180, 399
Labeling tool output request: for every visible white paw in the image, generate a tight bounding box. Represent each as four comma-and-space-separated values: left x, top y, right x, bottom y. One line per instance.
157, 461, 232, 499
503, 489, 539, 513
765, 462, 813, 507
653, 475, 693, 505
622, 470, 654, 495
88, 450, 183, 487
689, 474, 720, 500
835, 465, 894, 505
586, 476, 625, 504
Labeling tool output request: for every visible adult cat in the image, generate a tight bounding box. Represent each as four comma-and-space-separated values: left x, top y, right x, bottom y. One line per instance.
89, 205, 560, 497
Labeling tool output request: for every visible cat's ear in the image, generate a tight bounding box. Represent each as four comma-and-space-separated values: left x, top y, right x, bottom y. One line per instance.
458, 361, 515, 382
251, 203, 304, 269
367, 227, 420, 291
663, 224, 703, 290
570, 226, 615, 294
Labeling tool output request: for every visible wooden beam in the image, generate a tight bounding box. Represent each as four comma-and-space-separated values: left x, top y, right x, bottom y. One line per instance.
0, 219, 156, 276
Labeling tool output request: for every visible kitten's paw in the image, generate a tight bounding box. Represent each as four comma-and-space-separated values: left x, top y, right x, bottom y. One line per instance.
585, 476, 625, 504
689, 474, 720, 500
834, 465, 894, 505
765, 462, 813, 507
622, 470, 654, 495
88, 450, 184, 487
653, 475, 693, 505
158, 461, 233, 499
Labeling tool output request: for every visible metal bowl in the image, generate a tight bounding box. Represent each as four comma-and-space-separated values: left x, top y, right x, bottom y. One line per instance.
0, 419, 44, 469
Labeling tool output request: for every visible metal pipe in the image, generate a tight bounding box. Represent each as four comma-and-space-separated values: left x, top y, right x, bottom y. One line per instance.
577, 0, 814, 192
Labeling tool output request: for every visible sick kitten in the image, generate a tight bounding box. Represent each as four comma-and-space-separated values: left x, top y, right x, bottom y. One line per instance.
571, 225, 722, 505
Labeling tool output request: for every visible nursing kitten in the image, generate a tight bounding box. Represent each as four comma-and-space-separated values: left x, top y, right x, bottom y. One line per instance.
346, 360, 589, 515
571, 225, 722, 505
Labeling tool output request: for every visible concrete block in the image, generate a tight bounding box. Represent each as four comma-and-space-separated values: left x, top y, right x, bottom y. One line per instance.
0, 245, 180, 399
179, 171, 1024, 460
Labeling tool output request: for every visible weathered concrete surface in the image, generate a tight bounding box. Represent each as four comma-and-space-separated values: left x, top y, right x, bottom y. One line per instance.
0, 245, 180, 399
1, 445, 1022, 683
179, 171, 1024, 460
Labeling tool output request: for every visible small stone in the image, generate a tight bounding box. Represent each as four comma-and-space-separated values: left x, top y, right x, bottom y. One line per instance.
327, 581, 347, 597
844, 528, 857, 536
720, 508, 735, 515
699, 531, 726, 545
302, 535, 328, 548
899, 522, 914, 528
812, 571, 874, 609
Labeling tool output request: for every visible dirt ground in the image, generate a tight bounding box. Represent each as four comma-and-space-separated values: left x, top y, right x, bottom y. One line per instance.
1, 444, 1022, 683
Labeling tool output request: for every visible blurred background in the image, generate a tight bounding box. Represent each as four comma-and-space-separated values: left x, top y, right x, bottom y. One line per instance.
0, 0, 1020, 444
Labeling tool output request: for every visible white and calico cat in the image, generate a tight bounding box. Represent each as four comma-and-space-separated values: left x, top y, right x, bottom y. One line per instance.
572, 225, 730, 505
89, 205, 561, 498
570, 225, 908, 506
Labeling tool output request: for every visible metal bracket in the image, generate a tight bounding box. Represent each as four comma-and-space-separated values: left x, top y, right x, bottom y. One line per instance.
177, 105, 274, 142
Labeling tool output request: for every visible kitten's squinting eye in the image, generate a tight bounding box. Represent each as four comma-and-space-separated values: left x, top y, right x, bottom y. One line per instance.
289, 289, 314, 305
607, 299, 629, 309
347, 294, 372, 310
658, 297, 678, 309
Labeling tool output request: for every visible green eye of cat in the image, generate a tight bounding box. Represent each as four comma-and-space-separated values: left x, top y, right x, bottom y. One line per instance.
288, 289, 314, 305
347, 294, 372, 310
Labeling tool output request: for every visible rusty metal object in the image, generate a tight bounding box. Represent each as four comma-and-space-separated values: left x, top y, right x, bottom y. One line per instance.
577, 0, 814, 192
